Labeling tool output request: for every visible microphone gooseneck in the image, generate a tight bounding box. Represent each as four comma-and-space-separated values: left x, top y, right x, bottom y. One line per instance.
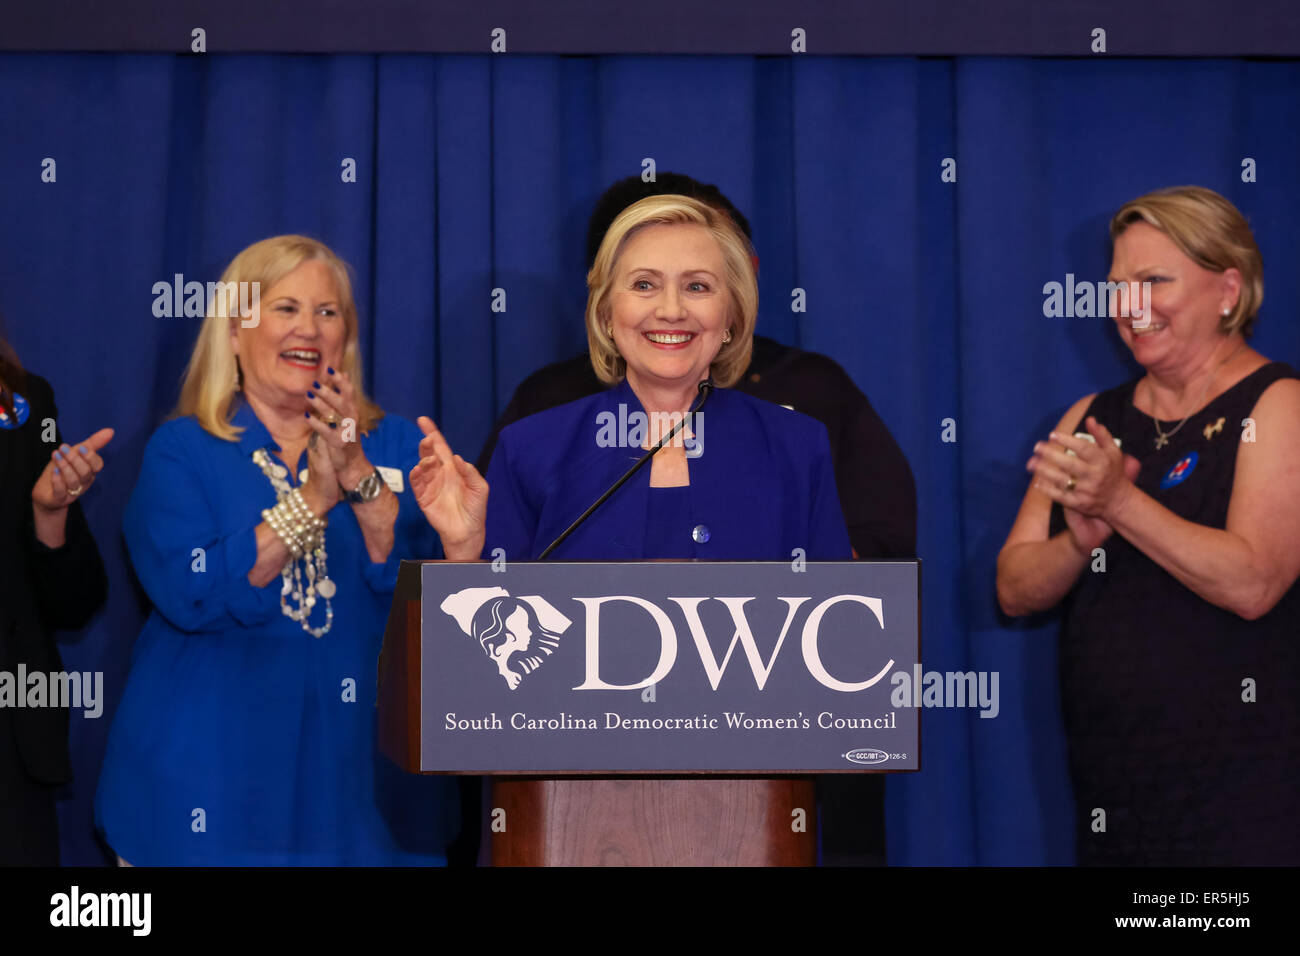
538, 380, 713, 560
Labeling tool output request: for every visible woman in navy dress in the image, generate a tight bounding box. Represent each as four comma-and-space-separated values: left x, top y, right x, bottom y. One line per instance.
997, 187, 1300, 865
95, 236, 458, 865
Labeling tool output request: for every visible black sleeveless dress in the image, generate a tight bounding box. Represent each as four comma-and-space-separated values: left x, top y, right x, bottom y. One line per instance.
1048, 361, 1300, 866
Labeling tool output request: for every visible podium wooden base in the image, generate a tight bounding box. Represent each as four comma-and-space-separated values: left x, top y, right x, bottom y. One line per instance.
489, 777, 816, 866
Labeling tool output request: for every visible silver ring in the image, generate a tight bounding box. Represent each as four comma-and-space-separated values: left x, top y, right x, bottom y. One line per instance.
67, 485, 83, 497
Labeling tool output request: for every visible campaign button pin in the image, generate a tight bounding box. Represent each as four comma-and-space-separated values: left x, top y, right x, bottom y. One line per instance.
1160, 451, 1198, 490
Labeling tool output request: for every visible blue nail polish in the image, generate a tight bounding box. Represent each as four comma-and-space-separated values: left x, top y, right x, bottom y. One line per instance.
312, 381, 321, 389
53, 465, 61, 475
304, 412, 310, 418
78, 445, 89, 455
306, 390, 314, 399
326, 366, 335, 375
329, 421, 337, 429
53, 449, 63, 459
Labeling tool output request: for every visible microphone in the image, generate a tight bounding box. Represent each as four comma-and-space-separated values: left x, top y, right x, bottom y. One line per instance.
538, 380, 713, 560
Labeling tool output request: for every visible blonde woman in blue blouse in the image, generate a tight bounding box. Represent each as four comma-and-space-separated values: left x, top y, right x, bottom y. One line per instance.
96, 236, 458, 865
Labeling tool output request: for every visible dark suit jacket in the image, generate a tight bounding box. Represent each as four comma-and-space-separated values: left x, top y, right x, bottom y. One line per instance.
0, 372, 107, 785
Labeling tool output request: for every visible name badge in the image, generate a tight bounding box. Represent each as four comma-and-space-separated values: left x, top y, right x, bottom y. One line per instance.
300, 465, 404, 492
376, 465, 404, 493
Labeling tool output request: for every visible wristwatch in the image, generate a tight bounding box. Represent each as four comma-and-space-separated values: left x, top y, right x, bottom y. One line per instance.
343, 468, 384, 504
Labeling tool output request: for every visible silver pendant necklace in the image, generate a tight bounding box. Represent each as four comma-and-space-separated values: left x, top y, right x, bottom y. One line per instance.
252, 447, 335, 637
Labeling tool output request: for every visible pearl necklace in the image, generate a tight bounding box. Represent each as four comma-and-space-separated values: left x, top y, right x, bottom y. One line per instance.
252, 447, 335, 637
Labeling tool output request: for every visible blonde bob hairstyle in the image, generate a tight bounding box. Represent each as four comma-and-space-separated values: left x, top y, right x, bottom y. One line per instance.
175, 234, 382, 441
585, 194, 757, 388
1110, 185, 1264, 338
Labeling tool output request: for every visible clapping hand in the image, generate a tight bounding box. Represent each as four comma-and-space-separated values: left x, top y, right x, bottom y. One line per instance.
298, 426, 343, 517
1027, 417, 1141, 554
32, 428, 114, 512
304, 368, 369, 488
409, 416, 488, 560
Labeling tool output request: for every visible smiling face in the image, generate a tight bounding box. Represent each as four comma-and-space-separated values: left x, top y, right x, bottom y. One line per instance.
230, 258, 348, 412
1108, 221, 1241, 373
606, 223, 731, 398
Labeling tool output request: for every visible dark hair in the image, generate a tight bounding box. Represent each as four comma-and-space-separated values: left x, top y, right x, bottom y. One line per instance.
0, 321, 24, 421
584, 172, 753, 269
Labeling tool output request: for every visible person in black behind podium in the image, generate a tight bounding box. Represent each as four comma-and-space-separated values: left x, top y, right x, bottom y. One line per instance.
997, 186, 1300, 865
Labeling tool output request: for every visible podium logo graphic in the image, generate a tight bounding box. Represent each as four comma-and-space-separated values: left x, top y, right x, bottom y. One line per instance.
441, 587, 572, 690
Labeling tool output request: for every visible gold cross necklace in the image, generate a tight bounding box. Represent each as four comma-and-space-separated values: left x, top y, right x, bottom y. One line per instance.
1148, 341, 1246, 450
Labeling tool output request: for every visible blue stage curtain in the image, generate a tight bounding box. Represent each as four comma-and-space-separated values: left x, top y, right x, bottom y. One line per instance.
1, 53, 1296, 865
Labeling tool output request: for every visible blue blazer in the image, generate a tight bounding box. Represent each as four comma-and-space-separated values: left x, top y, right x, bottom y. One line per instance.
484, 379, 852, 562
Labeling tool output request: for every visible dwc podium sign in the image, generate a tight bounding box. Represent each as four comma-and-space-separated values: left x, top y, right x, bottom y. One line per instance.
379, 560, 920, 775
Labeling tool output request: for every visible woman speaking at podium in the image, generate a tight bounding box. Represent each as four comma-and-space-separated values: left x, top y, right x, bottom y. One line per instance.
411, 195, 852, 865
413, 194, 851, 565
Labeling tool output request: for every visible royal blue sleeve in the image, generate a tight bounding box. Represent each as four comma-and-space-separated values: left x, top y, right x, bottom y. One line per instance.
360, 415, 442, 594
124, 424, 282, 633
807, 424, 853, 561
482, 423, 540, 561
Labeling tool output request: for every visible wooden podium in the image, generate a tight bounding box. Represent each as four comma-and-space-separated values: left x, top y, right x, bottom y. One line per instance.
487, 777, 814, 866
377, 561, 817, 866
